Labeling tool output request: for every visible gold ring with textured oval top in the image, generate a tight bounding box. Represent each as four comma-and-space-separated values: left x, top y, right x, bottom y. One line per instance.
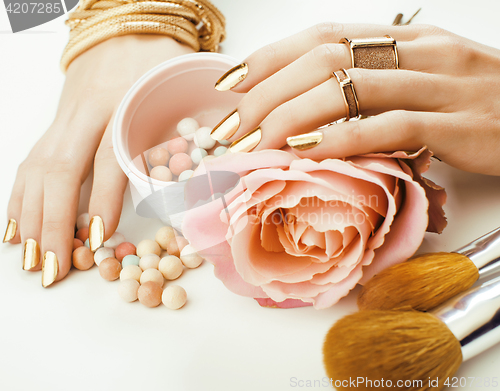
332, 69, 359, 121
340, 35, 399, 69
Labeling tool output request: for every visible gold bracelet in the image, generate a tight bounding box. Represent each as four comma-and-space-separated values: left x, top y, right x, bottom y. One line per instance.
60, 0, 225, 73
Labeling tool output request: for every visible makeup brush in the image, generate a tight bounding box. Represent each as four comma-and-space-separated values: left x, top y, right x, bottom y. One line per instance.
324, 275, 500, 391
357, 226, 500, 311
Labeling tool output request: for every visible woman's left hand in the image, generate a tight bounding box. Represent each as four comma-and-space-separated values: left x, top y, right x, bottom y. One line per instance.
211, 23, 500, 176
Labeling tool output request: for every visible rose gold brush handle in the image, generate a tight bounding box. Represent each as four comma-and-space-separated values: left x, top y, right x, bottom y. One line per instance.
455, 226, 500, 278
432, 275, 500, 361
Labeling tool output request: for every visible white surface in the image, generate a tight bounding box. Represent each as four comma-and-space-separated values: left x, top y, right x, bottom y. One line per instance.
1, 1, 500, 390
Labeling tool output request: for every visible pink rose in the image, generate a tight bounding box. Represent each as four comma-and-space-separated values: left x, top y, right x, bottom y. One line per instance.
182, 148, 446, 309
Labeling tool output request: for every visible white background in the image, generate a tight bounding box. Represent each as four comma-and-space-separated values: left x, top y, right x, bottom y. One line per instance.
1, 1, 500, 390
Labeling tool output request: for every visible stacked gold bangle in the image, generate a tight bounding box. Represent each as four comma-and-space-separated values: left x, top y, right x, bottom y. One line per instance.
60, 0, 225, 73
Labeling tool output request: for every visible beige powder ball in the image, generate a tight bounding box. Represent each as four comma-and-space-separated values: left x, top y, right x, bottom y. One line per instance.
140, 268, 164, 287
120, 265, 142, 282
139, 254, 161, 271
158, 256, 183, 280
99, 258, 122, 281
138, 281, 163, 308
155, 226, 176, 250
162, 285, 187, 310
180, 245, 203, 269
118, 279, 140, 302
136, 239, 161, 257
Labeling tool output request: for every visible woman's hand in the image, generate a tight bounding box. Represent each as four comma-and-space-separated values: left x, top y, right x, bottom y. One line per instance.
5, 34, 194, 285
212, 23, 500, 175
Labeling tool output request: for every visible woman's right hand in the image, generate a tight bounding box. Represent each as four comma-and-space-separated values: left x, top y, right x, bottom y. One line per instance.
4, 34, 194, 286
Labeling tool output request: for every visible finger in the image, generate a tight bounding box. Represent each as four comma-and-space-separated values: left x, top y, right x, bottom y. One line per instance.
230, 23, 441, 93
240, 68, 453, 151
227, 53, 452, 144
287, 110, 441, 159
88, 114, 128, 247
4, 165, 25, 244
41, 164, 82, 287
19, 167, 44, 271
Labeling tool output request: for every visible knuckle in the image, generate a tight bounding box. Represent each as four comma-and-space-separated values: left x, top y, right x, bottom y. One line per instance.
388, 110, 417, 141
42, 219, 67, 235
94, 143, 116, 165
260, 42, 281, 65
313, 22, 344, 44
309, 44, 339, 69
246, 82, 273, 112
414, 24, 446, 37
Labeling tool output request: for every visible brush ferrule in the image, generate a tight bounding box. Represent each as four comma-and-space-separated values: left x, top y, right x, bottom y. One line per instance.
432, 275, 500, 362
455, 226, 500, 278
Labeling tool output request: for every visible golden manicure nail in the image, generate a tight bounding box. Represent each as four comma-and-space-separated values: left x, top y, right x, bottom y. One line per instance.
41, 251, 58, 288
211, 109, 241, 141
403, 8, 421, 25
89, 215, 104, 252
286, 132, 324, 151
228, 127, 262, 153
3, 218, 17, 243
392, 13, 403, 25
214, 63, 249, 91
23, 239, 40, 271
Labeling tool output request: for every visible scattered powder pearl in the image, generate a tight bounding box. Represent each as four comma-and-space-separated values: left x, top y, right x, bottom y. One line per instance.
94, 247, 115, 266
150, 166, 173, 182
191, 148, 207, 165
137, 239, 161, 257
178, 170, 194, 182
162, 285, 187, 310
120, 265, 142, 282
138, 281, 163, 308
155, 226, 176, 250
158, 255, 183, 280
167, 137, 188, 155
118, 279, 140, 303
104, 232, 126, 249
169, 153, 192, 176
167, 236, 189, 257
73, 238, 84, 251
214, 146, 228, 156
180, 245, 203, 268
148, 147, 170, 167
177, 117, 199, 137
84, 239, 90, 248
122, 254, 140, 267
194, 127, 216, 150
76, 213, 90, 230
218, 139, 231, 146
72, 246, 94, 270
99, 257, 122, 281
115, 242, 136, 262
139, 254, 161, 271
140, 269, 164, 287
76, 227, 89, 242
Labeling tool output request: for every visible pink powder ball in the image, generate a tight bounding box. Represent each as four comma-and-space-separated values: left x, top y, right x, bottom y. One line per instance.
150, 166, 173, 182
76, 227, 89, 242
73, 238, 84, 250
148, 147, 170, 167
169, 153, 192, 176
167, 137, 189, 155
115, 242, 136, 262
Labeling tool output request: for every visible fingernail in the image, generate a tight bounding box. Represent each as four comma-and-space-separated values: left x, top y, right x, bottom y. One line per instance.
286, 132, 323, 150
42, 251, 58, 288
211, 109, 240, 141
23, 239, 40, 271
3, 219, 17, 243
214, 63, 249, 91
228, 127, 262, 153
89, 216, 104, 252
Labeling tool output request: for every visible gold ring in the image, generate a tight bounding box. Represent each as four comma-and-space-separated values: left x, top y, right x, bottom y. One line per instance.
332, 69, 359, 121
340, 35, 399, 69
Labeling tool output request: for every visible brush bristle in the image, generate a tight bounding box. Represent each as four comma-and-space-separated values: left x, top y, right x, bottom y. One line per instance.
323, 310, 462, 391
357, 252, 479, 311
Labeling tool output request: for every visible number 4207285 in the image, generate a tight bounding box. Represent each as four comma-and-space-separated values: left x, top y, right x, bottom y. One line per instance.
6, 3, 61, 13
